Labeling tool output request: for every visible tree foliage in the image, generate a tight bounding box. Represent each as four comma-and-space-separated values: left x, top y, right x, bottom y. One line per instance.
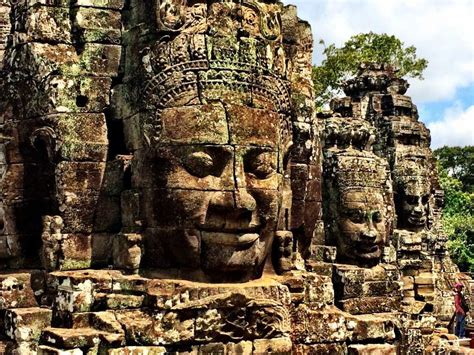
434, 146, 474, 193
437, 147, 474, 272
313, 32, 428, 108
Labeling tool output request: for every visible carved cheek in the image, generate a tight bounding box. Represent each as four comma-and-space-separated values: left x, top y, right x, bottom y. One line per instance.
248, 189, 280, 225
339, 221, 362, 240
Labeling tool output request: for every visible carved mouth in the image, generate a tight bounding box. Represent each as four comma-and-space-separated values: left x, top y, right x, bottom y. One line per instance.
355, 243, 381, 257
200, 231, 260, 247
408, 216, 426, 226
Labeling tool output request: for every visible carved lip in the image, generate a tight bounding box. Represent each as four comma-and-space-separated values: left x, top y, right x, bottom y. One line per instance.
200, 231, 260, 247
408, 216, 426, 226
355, 243, 380, 255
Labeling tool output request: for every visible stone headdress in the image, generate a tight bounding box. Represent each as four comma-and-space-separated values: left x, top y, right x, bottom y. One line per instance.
124, 0, 314, 146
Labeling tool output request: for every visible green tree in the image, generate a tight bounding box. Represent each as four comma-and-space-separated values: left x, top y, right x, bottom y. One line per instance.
313, 32, 428, 108
434, 146, 474, 193
439, 163, 474, 272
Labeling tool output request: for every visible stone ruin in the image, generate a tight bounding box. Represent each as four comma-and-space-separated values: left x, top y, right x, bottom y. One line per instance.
0, 1, 469, 354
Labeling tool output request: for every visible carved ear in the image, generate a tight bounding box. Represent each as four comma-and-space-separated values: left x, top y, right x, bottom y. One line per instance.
30, 126, 57, 162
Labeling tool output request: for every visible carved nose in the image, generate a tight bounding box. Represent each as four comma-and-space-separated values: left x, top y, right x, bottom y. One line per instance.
413, 202, 423, 213
235, 189, 257, 212
361, 228, 378, 241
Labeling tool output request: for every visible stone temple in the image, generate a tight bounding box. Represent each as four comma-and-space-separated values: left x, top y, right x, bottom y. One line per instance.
0, 0, 469, 354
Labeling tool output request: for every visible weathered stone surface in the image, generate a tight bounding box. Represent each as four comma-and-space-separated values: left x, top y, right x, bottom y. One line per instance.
339, 296, 401, 315
41, 327, 124, 348
348, 344, 398, 354
108, 347, 167, 355
115, 310, 194, 346
253, 337, 292, 354
293, 343, 347, 355
199, 341, 252, 355
72, 7, 121, 44
5, 307, 52, 342
0, 273, 38, 309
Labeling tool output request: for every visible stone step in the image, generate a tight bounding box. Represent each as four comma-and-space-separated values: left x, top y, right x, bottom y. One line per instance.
71, 311, 124, 335
0, 272, 41, 309
38, 345, 84, 355
41, 327, 124, 349
4, 307, 52, 343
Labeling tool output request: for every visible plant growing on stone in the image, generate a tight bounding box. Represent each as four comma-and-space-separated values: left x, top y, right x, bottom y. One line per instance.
313, 32, 428, 108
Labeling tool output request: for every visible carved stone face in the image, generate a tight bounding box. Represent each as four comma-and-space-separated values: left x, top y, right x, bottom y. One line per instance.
336, 190, 387, 265
398, 180, 430, 231
139, 103, 289, 281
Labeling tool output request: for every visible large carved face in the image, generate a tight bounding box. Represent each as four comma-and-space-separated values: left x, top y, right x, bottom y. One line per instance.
397, 180, 430, 231
335, 189, 388, 265
139, 103, 289, 281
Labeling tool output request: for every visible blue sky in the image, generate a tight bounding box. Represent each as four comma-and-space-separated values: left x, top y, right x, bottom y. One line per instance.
282, 0, 474, 148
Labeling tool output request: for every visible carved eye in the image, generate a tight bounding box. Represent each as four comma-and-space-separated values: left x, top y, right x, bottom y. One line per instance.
406, 195, 419, 205
372, 211, 383, 223
347, 210, 364, 224
246, 152, 276, 179
183, 151, 214, 178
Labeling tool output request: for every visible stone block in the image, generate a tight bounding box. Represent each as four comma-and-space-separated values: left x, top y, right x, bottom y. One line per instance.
293, 344, 347, 355
338, 296, 401, 315
226, 104, 281, 148
304, 260, 333, 277
402, 276, 414, 290
4, 307, 52, 342
94, 195, 121, 232
38, 346, 83, 355
72, 0, 124, 10
361, 281, 402, 297
346, 314, 397, 342
160, 104, 229, 145
121, 190, 143, 230
41, 327, 124, 349
12, 5, 71, 44
101, 156, 133, 196
253, 337, 292, 354
95, 292, 144, 310
58, 190, 101, 234
72, 7, 121, 44
115, 310, 194, 346
108, 347, 168, 355
195, 304, 290, 342
12, 43, 121, 78
309, 245, 337, 263
290, 163, 308, 200
11, 76, 111, 119
113, 233, 143, 272
199, 341, 252, 354
348, 344, 398, 354
414, 272, 435, 285
291, 305, 348, 344
0, 273, 38, 309
333, 264, 365, 300
61, 234, 92, 270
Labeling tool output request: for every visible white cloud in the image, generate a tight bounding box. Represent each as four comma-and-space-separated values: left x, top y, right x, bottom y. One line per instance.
428, 103, 474, 148
283, 0, 474, 104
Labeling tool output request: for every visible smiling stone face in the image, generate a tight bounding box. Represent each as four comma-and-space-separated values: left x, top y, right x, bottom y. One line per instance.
137, 103, 290, 281
337, 190, 387, 265
397, 179, 431, 231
